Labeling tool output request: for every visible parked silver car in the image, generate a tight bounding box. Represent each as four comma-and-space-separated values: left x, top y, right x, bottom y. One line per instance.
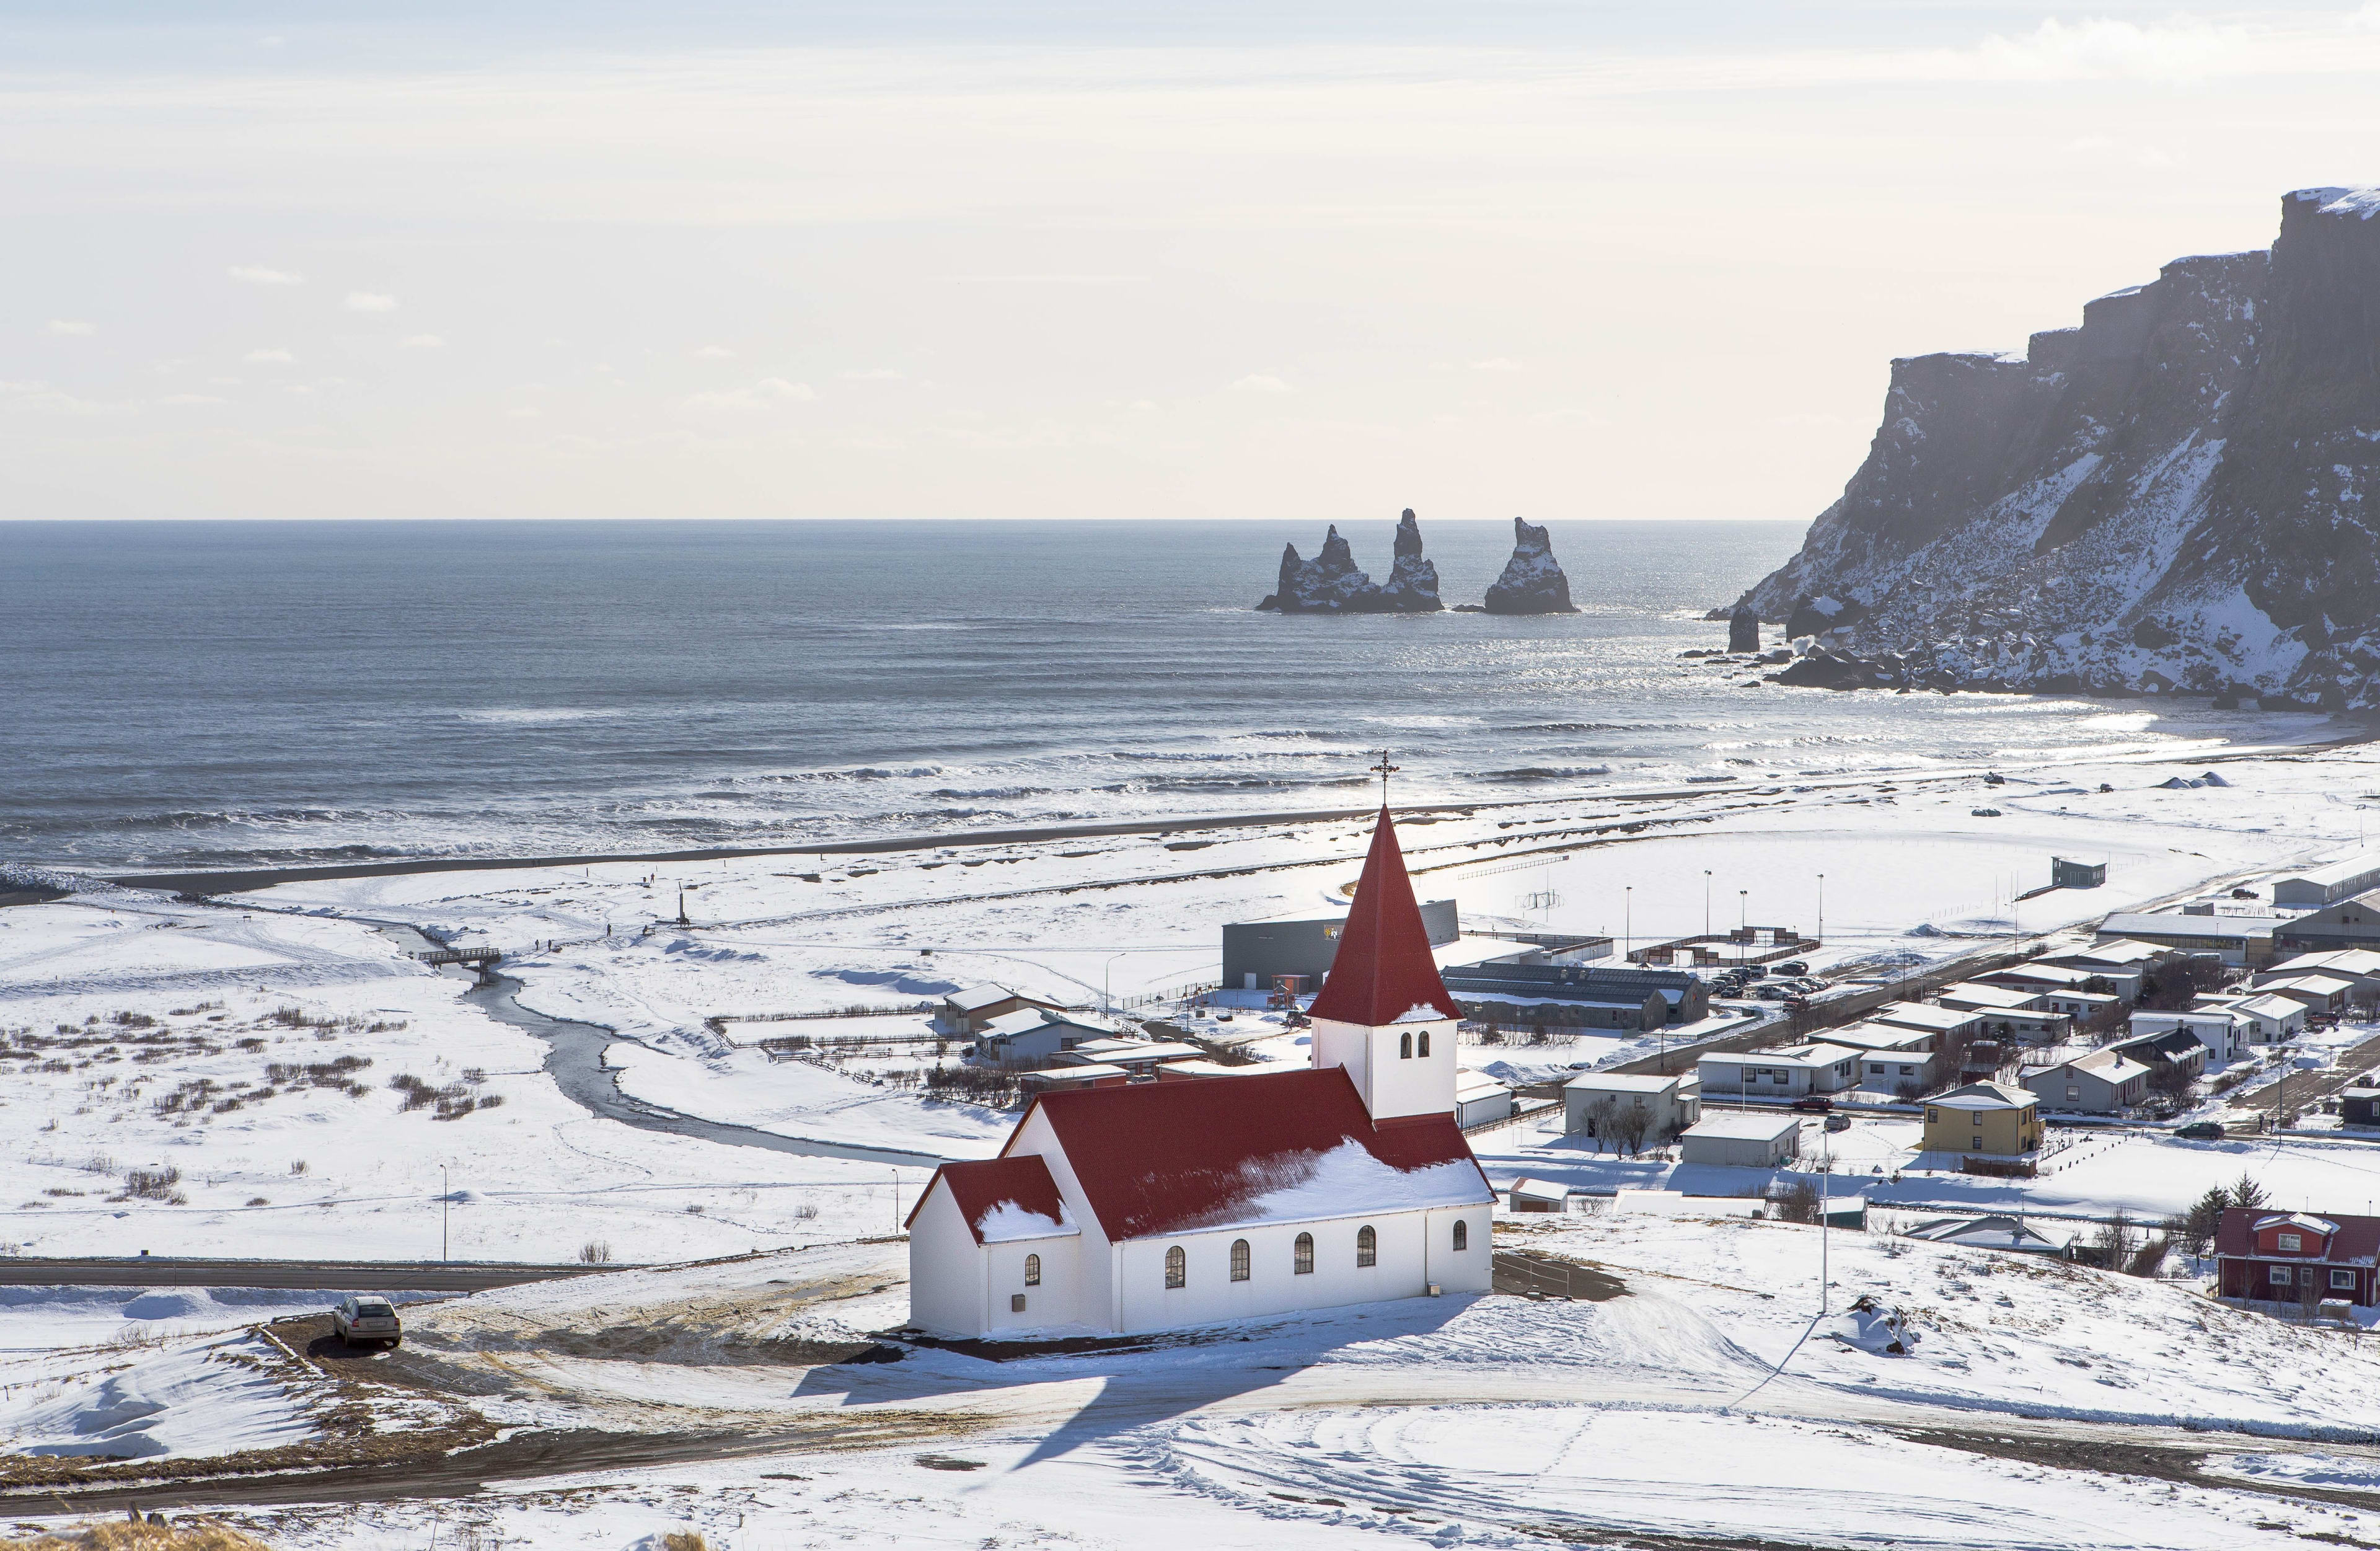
332, 1294, 402, 1350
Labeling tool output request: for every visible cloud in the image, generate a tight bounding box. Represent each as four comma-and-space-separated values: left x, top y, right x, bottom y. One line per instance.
1470, 358, 1523, 372
839, 368, 904, 380
400, 334, 447, 349
46, 319, 95, 335
692, 345, 735, 358
229, 266, 304, 285
1970, 16, 2247, 82
158, 393, 227, 405
1230, 374, 1290, 393
686, 376, 817, 409
346, 291, 399, 312
244, 348, 296, 363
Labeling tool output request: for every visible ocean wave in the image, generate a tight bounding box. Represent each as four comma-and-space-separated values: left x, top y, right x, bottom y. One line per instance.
756, 766, 946, 784
1469, 766, 1614, 784
455, 707, 624, 725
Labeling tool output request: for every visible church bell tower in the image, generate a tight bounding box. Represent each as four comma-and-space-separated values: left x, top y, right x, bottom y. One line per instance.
1306, 806, 1461, 1123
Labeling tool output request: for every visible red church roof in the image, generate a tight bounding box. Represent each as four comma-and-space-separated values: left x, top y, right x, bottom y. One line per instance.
1306, 807, 1463, 1026
1010, 1066, 1489, 1242
906, 1153, 1072, 1244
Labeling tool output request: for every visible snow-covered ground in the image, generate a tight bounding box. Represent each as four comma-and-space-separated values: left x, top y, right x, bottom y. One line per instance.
16, 1217, 2380, 1548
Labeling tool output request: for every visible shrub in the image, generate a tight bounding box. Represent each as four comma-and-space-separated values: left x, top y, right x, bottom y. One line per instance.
579, 1239, 614, 1265
288, 1159, 309, 1177
123, 1167, 182, 1200
795, 1202, 819, 1221
662, 1534, 709, 1551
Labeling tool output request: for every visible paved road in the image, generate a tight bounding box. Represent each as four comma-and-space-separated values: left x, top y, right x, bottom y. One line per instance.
0, 1258, 614, 1292
2230, 1028, 2380, 1117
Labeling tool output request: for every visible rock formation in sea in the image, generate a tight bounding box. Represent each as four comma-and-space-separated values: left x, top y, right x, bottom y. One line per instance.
1481, 518, 1578, 614
1727, 606, 1760, 653
1256, 510, 1444, 612
1734, 186, 2380, 708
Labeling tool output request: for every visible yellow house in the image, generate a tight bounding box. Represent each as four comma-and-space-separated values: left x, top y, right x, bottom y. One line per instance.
1921, 1080, 2042, 1156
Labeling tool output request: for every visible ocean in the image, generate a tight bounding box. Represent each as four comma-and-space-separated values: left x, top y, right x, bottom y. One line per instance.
0, 518, 2324, 872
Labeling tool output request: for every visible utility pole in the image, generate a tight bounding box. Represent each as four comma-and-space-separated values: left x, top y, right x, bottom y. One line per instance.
1703, 871, 1712, 939
892, 1170, 902, 1234
1624, 887, 1632, 963
439, 1164, 449, 1263
1818, 873, 1825, 945
1739, 890, 1748, 966
1820, 1123, 1831, 1315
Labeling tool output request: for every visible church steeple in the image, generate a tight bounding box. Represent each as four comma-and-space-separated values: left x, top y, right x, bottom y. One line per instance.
1308, 807, 1462, 1120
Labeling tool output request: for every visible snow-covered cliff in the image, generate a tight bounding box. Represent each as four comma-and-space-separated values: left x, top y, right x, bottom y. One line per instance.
1739, 187, 2380, 709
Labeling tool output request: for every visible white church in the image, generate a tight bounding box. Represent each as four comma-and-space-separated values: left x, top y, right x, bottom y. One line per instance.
904, 808, 1496, 1337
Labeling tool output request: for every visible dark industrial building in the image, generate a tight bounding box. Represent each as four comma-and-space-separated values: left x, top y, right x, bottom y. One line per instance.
1221, 898, 1461, 992
1439, 959, 1708, 1032
2052, 857, 2107, 890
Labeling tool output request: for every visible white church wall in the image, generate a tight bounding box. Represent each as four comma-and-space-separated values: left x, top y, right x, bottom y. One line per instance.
1005, 1105, 1119, 1328
1111, 1204, 1487, 1335
1309, 1014, 1457, 1121
983, 1233, 1082, 1335
906, 1179, 992, 1338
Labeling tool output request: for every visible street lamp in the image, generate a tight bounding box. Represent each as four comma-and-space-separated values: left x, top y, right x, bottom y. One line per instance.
439, 1164, 448, 1263
1703, 870, 1712, 939
1624, 886, 1632, 963
1738, 890, 1748, 966
1103, 952, 1129, 1015
1817, 873, 1825, 946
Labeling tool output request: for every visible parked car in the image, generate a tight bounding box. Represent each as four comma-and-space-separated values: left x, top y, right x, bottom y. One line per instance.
2174, 1121, 2226, 1141
333, 1294, 403, 1350
1824, 1113, 1851, 1132
1775, 960, 1809, 977
1791, 1095, 1833, 1113
1755, 985, 1787, 1001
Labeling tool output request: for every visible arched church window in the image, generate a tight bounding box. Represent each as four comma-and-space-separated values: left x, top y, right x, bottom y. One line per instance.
1230, 1239, 1251, 1281
1399, 1032, 1413, 1059
1356, 1224, 1378, 1268
1452, 1219, 1468, 1252
1418, 1029, 1431, 1057
1025, 1253, 1042, 1286
1293, 1232, 1314, 1274
1165, 1245, 1186, 1289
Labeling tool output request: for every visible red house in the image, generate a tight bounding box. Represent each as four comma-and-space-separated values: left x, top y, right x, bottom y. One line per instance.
2215, 1208, 2380, 1306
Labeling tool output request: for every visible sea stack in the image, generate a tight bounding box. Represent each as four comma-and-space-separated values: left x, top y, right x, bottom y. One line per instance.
1481, 518, 1578, 614
1257, 511, 1445, 612
1378, 508, 1445, 612
1727, 606, 1760, 653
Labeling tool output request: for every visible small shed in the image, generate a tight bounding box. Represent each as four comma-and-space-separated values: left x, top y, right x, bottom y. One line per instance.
1508, 1177, 1570, 1213
2343, 1085, 2380, 1128
1902, 1214, 2074, 1257
1455, 1073, 1515, 1128
1017, 1063, 1130, 1094
1678, 1113, 1802, 1168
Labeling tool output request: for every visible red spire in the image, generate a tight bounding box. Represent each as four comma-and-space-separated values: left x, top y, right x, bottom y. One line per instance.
1307, 808, 1463, 1026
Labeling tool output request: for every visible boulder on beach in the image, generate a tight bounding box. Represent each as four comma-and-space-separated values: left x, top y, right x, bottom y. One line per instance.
1256, 511, 1444, 613
1481, 518, 1578, 615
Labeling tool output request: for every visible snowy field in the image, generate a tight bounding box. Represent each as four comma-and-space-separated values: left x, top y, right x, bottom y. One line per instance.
15, 1218, 2380, 1548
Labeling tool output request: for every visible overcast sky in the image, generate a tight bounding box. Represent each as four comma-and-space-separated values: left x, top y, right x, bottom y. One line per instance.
4, 2, 2378, 521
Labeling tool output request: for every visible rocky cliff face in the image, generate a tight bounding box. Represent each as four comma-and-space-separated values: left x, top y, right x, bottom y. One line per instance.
1483, 518, 1578, 614
1258, 510, 1444, 612
1739, 187, 2380, 708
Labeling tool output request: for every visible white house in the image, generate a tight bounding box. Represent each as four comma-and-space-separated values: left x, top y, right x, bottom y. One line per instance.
1696, 1041, 1859, 1098
1678, 1113, 1802, 1167
905, 808, 1496, 1338
1868, 1001, 1983, 1043
2129, 1007, 2246, 1063
1823, 1022, 1938, 1093
2193, 992, 2308, 1043
1562, 1070, 1701, 1140
1455, 1073, 1515, 1128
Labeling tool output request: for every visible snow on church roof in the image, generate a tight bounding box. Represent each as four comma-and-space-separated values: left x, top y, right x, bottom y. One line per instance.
908, 1154, 1077, 1244
1016, 1066, 1491, 1242
1307, 807, 1463, 1027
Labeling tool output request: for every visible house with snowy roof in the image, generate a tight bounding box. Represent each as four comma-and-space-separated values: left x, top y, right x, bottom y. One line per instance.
903, 809, 1496, 1338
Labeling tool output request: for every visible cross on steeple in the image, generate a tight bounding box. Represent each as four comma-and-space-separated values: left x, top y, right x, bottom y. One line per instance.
1369, 749, 1399, 806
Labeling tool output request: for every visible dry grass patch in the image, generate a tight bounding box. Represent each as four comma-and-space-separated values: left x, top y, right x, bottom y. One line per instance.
1, 1520, 274, 1550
